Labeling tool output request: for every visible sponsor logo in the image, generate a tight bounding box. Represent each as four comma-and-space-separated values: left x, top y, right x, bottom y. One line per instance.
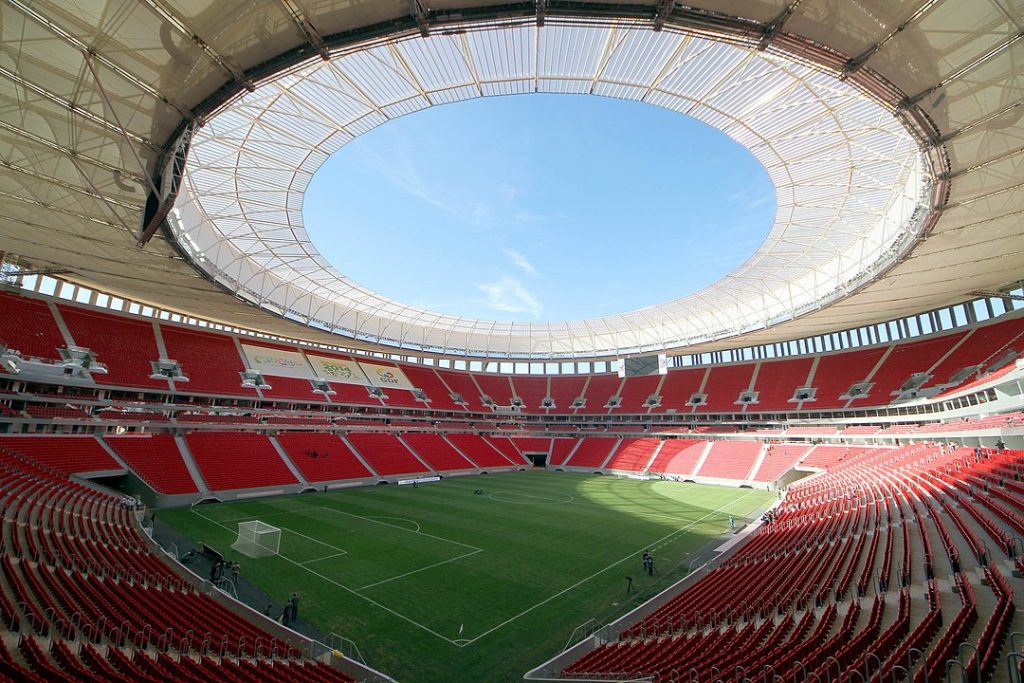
253, 355, 304, 368
320, 362, 354, 380
375, 368, 401, 385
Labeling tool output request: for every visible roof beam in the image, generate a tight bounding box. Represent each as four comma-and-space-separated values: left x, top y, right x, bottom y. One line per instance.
0, 66, 156, 151
5, 0, 189, 118
278, 0, 331, 61
653, 0, 674, 32
410, 0, 431, 38
841, 0, 941, 79
139, 0, 255, 93
968, 290, 1024, 302
758, 0, 804, 51
904, 29, 1024, 107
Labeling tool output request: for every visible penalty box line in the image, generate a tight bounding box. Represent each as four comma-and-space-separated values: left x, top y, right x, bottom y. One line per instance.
191, 508, 465, 647
355, 548, 483, 591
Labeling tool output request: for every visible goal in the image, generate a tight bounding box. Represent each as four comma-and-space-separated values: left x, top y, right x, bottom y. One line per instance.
231, 520, 281, 558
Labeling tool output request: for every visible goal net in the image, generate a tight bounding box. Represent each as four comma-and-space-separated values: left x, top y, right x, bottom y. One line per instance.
231, 520, 281, 558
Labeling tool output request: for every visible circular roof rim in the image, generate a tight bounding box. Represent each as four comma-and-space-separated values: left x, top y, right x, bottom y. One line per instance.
166, 12, 943, 360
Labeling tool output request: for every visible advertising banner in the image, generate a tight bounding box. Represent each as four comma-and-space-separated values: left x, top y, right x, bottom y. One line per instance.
307, 354, 371, 386
358, 362, 415, 390
240, 344, 314, 379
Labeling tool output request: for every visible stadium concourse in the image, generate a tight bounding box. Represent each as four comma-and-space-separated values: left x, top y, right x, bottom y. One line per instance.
3, 0, 1024, 682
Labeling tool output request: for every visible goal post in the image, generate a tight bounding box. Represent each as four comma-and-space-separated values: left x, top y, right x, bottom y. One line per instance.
231, 520, 281, 558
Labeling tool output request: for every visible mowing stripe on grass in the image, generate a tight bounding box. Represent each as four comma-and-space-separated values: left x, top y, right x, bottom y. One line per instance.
459, 488, 760, 646
189, 482, 765, 650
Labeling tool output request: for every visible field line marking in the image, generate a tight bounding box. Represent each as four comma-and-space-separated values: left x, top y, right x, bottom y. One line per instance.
300, 551, 348, 565
311, 506, 482, 552
356, 548, 483, 591
361, 515, 422, 532
460, 489, 759, 647
276, 525, 349, 557
487, 491, 574, 504
191, 508, 461, 646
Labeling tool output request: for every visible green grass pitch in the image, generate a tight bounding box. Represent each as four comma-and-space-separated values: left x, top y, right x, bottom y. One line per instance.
160, 471, 775, 683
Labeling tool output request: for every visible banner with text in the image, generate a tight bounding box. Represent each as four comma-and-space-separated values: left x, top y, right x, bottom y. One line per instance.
306, 354, 371, 386
240, 344, 315, 379
359, 362, 415, 390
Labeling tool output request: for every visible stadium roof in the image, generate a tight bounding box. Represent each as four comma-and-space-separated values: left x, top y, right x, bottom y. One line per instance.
1, 1, 1022, 360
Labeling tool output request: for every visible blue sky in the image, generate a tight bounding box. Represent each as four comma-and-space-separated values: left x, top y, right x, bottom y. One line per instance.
303, 94, 775, 322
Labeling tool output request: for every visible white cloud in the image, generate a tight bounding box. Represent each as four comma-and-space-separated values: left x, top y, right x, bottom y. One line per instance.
354, 146, 494, 229
477, 276, 543, 318
502, 248, 536, 276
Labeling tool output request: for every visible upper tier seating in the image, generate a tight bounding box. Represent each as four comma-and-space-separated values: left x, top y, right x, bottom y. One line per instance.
646, 439, 706, 476
185, 432, 298, 490
346, 432, 430, 476
3, 291, 1024, 415
401, 365, 465, 411
748, 357, 814, 409
564, 437, 617, 468
104, 434, 198, 494
0, 292, 65, 361
604, 438, 660, 472
867, 331, 968, 399
651, 367, 706, 413
548, 375, 588, 412
695, 440, 761, 480
160, 325, 258, 395
578, 375, 622, 414
615, 375, 662, 412
436, 369, 487, 411
807, 346, 888, 409
0, 436, 121, 474
401, 433, 477, 471
511, 375, 549, 412
274, 432, 373, 482
698, 363, 755, 412
159, 323, 254, 396
58, 306, 169, 389
475, 374, 515, 407
924, 314, 1024, 388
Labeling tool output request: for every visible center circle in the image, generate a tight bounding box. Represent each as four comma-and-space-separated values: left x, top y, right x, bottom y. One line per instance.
303, 94, 776, 322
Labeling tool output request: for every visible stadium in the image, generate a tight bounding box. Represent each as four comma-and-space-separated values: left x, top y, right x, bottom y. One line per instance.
1, 0, 1024, 681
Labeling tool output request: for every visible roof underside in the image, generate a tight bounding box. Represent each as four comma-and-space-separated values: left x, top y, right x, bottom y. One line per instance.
1, 0, 1022, 360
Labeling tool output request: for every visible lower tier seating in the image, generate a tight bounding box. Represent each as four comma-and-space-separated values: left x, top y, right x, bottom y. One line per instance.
0, 436, 122, 474
104, 434, 198, 494
274, 432, 373, 482
562, 442, 1022, 683
185, 432, 298, 490
0, 448, 358, 681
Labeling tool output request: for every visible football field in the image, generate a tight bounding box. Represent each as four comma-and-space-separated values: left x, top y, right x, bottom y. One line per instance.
160, 471, 774, 682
